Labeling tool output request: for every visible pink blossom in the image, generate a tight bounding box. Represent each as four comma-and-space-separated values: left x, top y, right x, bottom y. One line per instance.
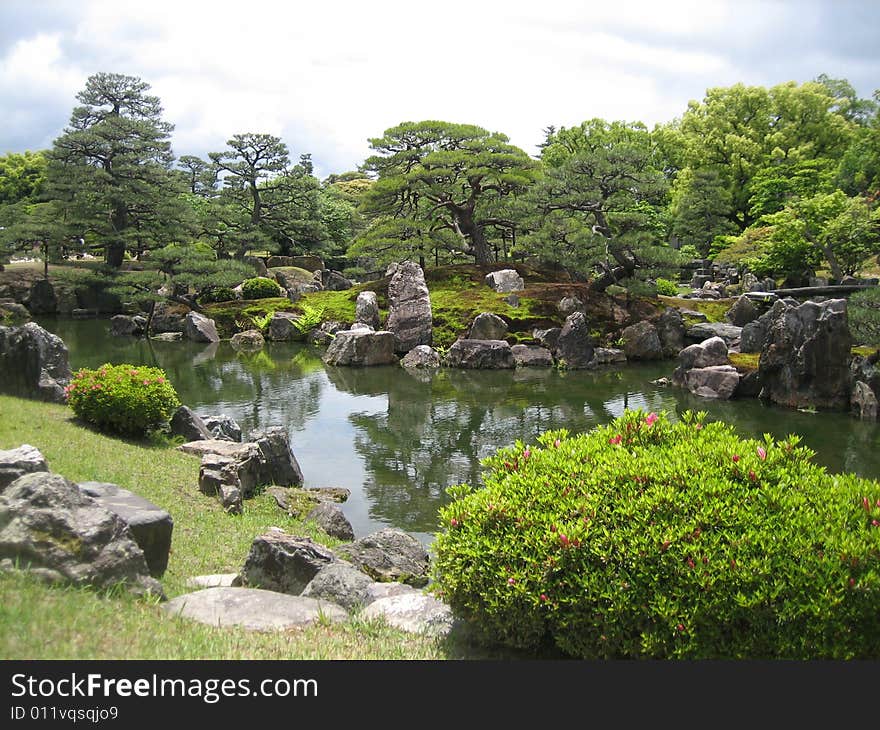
732, 454, 740, 463
540, 593, 549, 602
507, 577, 516, 586
553, 439, 561, 448
749, 470, 757, 482
449, 518, 458, 528
609, 434, 622, 445
645, 412, 658, 426
523, 448, 531, 460
757, 446, 767, 461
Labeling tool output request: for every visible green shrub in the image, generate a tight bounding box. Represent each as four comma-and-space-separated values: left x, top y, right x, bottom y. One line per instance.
198, 286, 236, 305
241, 277, 282, 300
850, 287, 880, 347
66, 363, 180, 436
432, 410, 880, 659
655, 278, 680, 297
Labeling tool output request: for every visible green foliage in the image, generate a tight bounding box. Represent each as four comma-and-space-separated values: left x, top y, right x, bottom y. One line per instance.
293, 301, 325, 334
198, 286, 236, 305
849, 287, 880, 347
433, 410, 880, 658
66, 363, 180, 436
654, 278, 680, 296
670, 167, 738, 255
240, 276, 283, 300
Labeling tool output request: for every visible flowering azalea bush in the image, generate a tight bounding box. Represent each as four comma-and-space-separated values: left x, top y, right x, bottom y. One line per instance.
432, 409, 880, 658
66, 363, 180, 436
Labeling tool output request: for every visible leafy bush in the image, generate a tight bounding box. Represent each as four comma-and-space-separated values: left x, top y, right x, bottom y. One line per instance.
241, 276, 282, 300
850, 287, 880, 347
294, 301, 325, 335
655, 278, 679, 297
433, 410, 880, 659
66, 363, 180, 436
198, 286, 237, 305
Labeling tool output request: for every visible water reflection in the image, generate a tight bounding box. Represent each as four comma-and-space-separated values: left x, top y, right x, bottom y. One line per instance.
37, 317, 880, 543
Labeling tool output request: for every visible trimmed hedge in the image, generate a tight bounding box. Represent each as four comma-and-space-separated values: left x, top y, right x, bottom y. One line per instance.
66, 363, 180, 436
241, 277, 283, 300
433, 410, 880, 658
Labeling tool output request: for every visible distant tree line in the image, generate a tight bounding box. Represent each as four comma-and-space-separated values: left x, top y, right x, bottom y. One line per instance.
1, 71, 878, 292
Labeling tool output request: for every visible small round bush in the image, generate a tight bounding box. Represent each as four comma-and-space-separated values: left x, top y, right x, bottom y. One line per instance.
66, 363, 180, 436
198, 286, 237, 305
433, 410, 880, 659
241, 276, 282, 300
655, 278, 680, 297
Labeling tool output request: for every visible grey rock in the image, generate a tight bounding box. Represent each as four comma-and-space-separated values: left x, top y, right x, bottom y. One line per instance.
194, 443, 264, 498
726, 295, 760, 327
307, 487, 351, 503
591, 348, 627, 366
0, 472, 163, 598
149, 304, 187, 333
322, 330, 396, 366
170, 405, 213, 442
355, 291, 381, 329
366, 581, 418, 602
851, 381, 878, 421
78, 481, 173, 578
241, 532, 337, 595
684, 365, 741, 400
656, 308, 686, 358
685, 322, 742, 346
0, 301, 31, 326
289, 255, 324, 273
109, 314, 147, 337
322, 269, 353, 291
247, 426, 304, 487
186, 573, 239, 589
219, 483, 243, 515
0, 444, 48, 491
621, 320, 663, 361
163, 587, 347, 631
555, 312, 595, 369
740, 321, 766, 353
230, 329, 265, 351
305, 501, 354, 541
335, 528, 429, 586
301, 561, 375, 611
266, 312, 303, 342
532, 327, 561, 352
511, 344, 554, 368
183, 312, 220, 343
150, 332, 183, 342
199, 414, 242, 442
469, 312, 508, 341
678, 336, 730, 371
444, 339, 515, 369
387, 262, 433, 353
558, 296, 584, 316
0, 322, 72, 403
308, 320, 346, 347
484, 269, 524, 293
400, 345, 441, 369
26, 279, 57, 314
361, 591, 455, 637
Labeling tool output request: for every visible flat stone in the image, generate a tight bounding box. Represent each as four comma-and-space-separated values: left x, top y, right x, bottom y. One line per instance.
162, 587, 348, 631
360, 591, 455, 637
186, 573, 240, 589
177, 439, 258, 459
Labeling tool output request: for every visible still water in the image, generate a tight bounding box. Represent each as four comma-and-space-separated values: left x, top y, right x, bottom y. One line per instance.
39, 317, 880, 543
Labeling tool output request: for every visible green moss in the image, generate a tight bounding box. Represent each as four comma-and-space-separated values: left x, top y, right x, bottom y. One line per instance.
659, 295, 732, 323
852, 346, 879, 358
203, 297, 293, 337
729, 352, 760, 371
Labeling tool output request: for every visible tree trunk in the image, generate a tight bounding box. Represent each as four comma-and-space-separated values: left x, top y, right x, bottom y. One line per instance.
455, 211, 492, 265
106, 241, 125, 268
806, 231, 843, 282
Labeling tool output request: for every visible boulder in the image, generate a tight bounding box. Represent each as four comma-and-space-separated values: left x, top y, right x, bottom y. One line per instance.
244, 255, 268, 277
230, 329, 265, 351
656, 308, 686, 358
469, 312, 508, 341
684, 365, 741, 400
484, 269, 524, 293
0, 300, 31, 326
247, 426, 305, 487
305, 501, 354, 541
78, 481, 173, 578
170, 405, 213, 442
511, 344, 554, 368
266, 312, 303, 342
591, 348, 627, 366
0, 322, 71, 403
0, 472, 163, 597
26, 279, 57, 315
361, 591, 455, 637
0, 444, 48, 491
400, 345, 441, 369
199, 414, 242, 442
149, 303, 188, 333
219, 483, 242, 515
150, 332, 183, 342
558, 296, 584, 316
555, 312, 595, 369
334, 528, 429, 586
725, 295, 760, 327
322, 269, 353, 291
301, 561, 375, 611
308, 320, 346, 347
758, 298, 852, 411
621, 321, 662, 361
240, 532, 337, 595
851, 381, 878, 421
678, 336, 729, 371
290, 255, 324, 273
322, 330, 396, 366
355, 291, 381, 329
271, 266, 315, 291
183, 311, 220, 343
444, 339, 515, 369
186, 573, 240, 589
163, 587, 348, 631
386, 262, 433, 353
533, 327, 561, 352
685, 322, 742, 346
109, 314, 147, 337
193, 443, 265, 498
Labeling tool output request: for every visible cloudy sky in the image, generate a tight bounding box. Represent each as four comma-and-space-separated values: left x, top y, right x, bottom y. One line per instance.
1, 0, 879, 178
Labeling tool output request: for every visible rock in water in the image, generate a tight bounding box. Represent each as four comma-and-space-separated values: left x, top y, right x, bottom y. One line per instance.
621, 321, 662, 361
322, 330, 396, 366
0, 322, 71, 403
400, 345, 441, 369
555, 312, 595, 369
444, 339, 515, 369
183, 311, 220, 343
355, 291, 381, 329
386, 261, 432, 354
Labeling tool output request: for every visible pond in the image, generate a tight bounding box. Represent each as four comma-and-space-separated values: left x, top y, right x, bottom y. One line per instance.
38, 317, 880, 545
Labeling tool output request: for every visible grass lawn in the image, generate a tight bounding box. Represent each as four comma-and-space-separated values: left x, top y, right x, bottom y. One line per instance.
0, 395, 496, 660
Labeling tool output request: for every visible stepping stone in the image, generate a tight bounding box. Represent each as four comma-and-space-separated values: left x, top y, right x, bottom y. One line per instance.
360, 591, 455, 637
162, 587, 348, 631
186, 573, 240, 589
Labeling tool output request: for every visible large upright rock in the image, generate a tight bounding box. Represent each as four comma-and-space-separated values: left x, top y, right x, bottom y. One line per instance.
386, 262, 432, 353
355, 291, 381, 329
758, 298, 852, 410
0, 472, 162, 597
656, 308, 685, 358
183, 312, 220, 343
469, 312, 508, 340
726, 295, 760, 327
484, 269, 524, 293
170, 405, 213, 442
621, 321, 662, 361
241, 531, 336, 595
322, 330, 396, 366
26, 279, 57, 315
247, 426, 305, 487
555, 312, 595, 369
0, 322, 71, 403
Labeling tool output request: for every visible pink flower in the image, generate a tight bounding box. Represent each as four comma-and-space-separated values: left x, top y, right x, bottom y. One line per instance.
609, 434, 622, 445
540, 593, 549, 602
143, 380, 150, 385
559, 534, 570, 548
732, 454, 740, 463
686, 557, 695, 569
757, 446, 767, 461
695, 423, 703, 430
645, 412, 658, 426
507, 577, 516, 585
749, 470, 757, 482
523, 448, 531, 460
676, 623, 685, 632
863, 497, 871, 511
449, 518, 458, 528
553, 439, 561, 448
